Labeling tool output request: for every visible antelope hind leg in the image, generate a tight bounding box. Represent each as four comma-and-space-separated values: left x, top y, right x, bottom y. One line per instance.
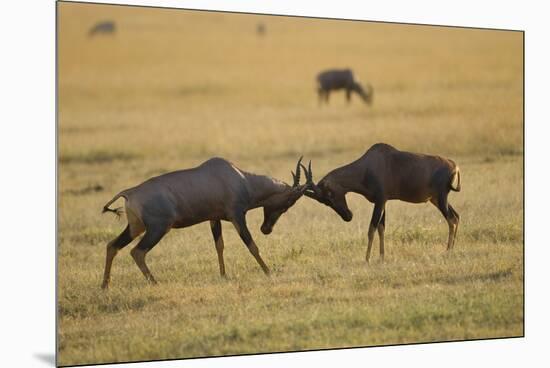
130, 227, 167, 285
101, 225, 134, 289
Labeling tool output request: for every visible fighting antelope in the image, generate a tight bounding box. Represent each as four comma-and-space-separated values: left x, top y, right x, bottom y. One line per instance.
317, 69, 373, 105
101, 157, 313, 289
303, 143, 461, 262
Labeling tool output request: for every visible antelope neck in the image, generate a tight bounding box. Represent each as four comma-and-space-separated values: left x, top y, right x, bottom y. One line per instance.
243, 172, 289, 207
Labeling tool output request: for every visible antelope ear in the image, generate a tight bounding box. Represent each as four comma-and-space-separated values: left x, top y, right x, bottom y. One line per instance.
297, 183, 308, 194
303, 190, 320, 201
304, 190, 331, 206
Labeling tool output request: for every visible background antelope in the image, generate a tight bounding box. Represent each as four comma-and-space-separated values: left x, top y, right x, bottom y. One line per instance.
88, 20, 116, 37
317, 68, 374, 105
304, 143, 461, 262
101, 157, 312, 289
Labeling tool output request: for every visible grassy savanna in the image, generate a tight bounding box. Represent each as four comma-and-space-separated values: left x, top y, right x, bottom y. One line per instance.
57, 3, 523, 366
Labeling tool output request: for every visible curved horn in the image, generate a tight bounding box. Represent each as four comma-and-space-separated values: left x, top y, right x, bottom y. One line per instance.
293, 156, 303, 187
307, 160, 313, 184
300, 160, 322, 195
300, 161, 312, 185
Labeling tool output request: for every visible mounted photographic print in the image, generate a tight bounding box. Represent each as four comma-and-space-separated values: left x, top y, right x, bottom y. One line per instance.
57, 1, 524, 366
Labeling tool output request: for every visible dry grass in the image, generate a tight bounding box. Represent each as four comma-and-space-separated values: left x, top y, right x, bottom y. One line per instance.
57, 3, 523, 366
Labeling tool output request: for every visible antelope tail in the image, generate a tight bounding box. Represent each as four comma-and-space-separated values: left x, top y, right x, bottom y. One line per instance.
450, 166, 461, 192
102, 191, 128, 217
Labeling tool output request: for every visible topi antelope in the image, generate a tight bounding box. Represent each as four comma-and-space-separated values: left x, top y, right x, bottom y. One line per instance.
303, 143, 461, 262
101, 157, 313, 289
256, 22, 266, 36
317, 69, 373, 106
88, 20, 116, 37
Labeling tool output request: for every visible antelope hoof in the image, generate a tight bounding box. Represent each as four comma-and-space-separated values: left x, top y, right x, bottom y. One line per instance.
101, 281, 109, 290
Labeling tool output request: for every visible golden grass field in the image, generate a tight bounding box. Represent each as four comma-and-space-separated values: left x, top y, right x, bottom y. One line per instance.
57, 3, 523, 366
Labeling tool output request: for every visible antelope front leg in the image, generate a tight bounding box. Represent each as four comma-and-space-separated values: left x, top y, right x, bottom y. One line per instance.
210, 220, 226, 277
377, 209, 386, 261
232, 215, 270, 276
366, 201, 385, 264
366, 224, 376, 263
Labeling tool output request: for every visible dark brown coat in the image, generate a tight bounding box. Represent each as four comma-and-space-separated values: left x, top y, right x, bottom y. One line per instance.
305, 143, 460, 262
101, 157, 310, 288
316, 69, 373, 105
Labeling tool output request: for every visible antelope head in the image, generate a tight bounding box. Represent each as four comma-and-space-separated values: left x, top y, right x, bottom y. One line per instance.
260, 157, 314, 234
363, 83, 374, 105
354, 82, 374, 105
303, 164, 353, 222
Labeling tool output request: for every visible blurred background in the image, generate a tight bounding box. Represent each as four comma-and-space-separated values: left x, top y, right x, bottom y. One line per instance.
58, 3, 522, 168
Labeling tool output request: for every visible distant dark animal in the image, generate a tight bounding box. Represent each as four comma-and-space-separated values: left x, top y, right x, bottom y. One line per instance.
88, 21, 116, 37
303, 143, 461, 262
256, 22, 266, 36
101, 157, 313, 289
65, 184, 104, 196
316, 69, 373, 105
